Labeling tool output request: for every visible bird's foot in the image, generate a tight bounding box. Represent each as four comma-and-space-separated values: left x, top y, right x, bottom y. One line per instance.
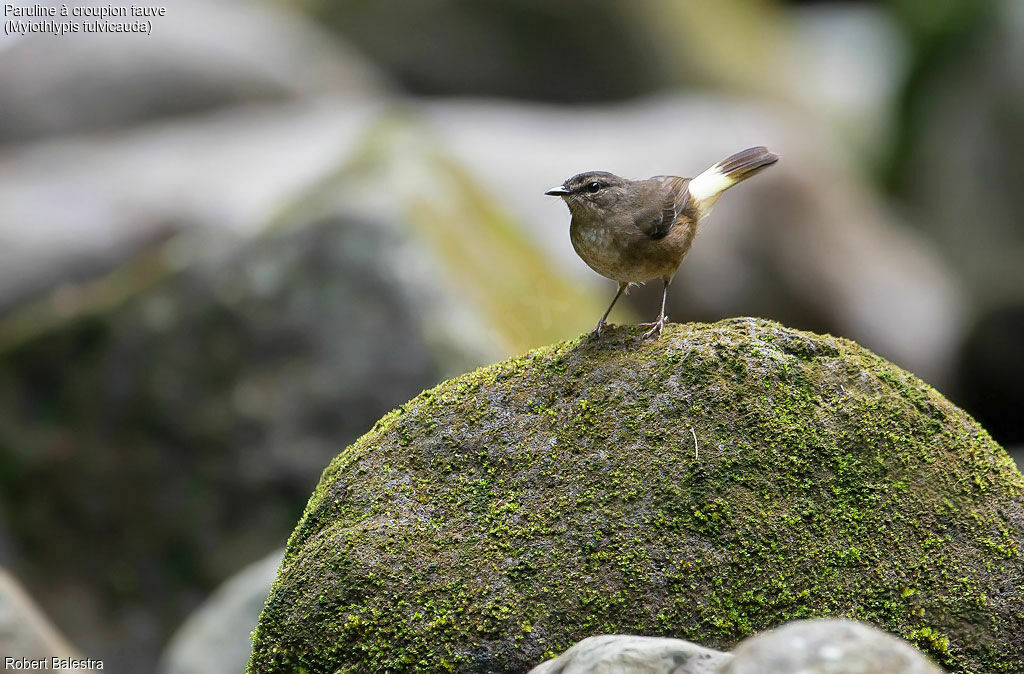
590, 320, 607, 338
640, 315, 667, 339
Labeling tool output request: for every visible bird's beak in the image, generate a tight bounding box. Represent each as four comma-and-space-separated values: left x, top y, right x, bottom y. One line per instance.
545, 186, 570, 196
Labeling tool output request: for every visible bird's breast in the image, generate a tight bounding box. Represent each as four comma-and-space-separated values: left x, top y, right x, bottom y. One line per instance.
569, 217, 695, 283
569, 219, 651, 282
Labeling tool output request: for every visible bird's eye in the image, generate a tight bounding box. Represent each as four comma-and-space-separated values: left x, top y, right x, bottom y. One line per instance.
586, 181, 601, 193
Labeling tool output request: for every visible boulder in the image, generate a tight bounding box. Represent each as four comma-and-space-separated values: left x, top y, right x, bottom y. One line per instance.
528, 635, 730, 674
0, 569, 77, 663
247, 318, 1024, 673
1011, 446, 1024, 474
0, 97, 384, 314
157, 550, 284, 674
720, 619, 942, 674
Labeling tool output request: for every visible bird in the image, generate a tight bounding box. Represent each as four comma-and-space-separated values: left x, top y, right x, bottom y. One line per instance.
545, 146, 779, 338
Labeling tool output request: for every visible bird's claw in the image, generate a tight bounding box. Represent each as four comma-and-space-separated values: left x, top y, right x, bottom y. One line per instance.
640, 315, 666, 339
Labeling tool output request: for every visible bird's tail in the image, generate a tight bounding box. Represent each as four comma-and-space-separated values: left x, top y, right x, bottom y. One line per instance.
687, 146, 779, 210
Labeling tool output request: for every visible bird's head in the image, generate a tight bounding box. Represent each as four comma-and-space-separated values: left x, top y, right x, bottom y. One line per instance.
545, 171, 629, 217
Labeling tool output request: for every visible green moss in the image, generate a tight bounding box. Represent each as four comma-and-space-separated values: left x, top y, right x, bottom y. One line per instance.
247, 318, 1024, 674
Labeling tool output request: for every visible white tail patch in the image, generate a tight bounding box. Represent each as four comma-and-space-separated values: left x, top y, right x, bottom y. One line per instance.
687, 164, 735, 204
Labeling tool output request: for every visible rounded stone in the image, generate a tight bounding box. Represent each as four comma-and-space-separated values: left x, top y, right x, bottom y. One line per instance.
527, 634, 730, 674
248, 318, 1024, 673
720, 619, 942, 673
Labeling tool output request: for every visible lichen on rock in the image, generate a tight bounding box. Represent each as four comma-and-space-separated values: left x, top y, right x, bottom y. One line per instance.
247, 318, 1024, 674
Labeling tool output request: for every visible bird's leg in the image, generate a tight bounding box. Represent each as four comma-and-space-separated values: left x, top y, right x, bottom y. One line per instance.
642, 278, 670, 338
592, 282, 628, 337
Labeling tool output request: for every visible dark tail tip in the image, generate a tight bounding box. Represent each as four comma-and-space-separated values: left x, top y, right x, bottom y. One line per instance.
717, 146, 779, 181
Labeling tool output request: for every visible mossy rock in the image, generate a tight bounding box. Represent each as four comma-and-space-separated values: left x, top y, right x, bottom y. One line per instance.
247, 318, 1024, 674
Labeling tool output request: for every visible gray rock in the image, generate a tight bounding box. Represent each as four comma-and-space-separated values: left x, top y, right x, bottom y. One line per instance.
720, 619, 943, 674
0, 95, 384, 315
157, 550, 283, 674
1007, 444, 1024, 474
528, 635, 731, 674
1011, 447, 1024, 474
0, 569, 77, 662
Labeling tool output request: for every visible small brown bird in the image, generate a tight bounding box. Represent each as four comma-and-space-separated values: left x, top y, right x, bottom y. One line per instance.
546, 146, 779, 337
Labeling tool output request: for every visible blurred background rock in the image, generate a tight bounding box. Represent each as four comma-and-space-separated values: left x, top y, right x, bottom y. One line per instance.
0, 0, 1020, 671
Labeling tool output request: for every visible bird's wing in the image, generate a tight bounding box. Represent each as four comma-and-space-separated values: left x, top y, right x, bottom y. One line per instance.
637, 176, 691, 240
